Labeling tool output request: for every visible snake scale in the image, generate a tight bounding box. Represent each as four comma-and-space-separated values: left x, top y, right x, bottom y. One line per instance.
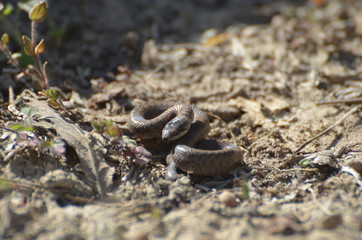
128, 103, 244, 180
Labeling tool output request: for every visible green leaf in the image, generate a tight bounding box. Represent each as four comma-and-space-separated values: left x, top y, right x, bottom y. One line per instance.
28, 1, 46, 23
1, 33, 9, 45
104, 119, 112, 127
18, 0, 38, 12
299, 158, 312, 168
18, 1, 47, 18
106, 125, 122, 137
10, 124, 34, 132
47, 88, 58, 99
241, 183, 249, 199
91, 120, 106, 133
122, 135, 137, 146
34, 39, 45, 54
22, 35, 34, 56
47, 99, 60, 109
151, 208, 163, 219
2, 3, 14, 17
0, 179, 13, 191
20, 107, 33, 116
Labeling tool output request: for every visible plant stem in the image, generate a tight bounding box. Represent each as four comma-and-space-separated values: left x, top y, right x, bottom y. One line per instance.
30, 20, 48, 89
31, 21, 37, 46
33, 53, 48, 89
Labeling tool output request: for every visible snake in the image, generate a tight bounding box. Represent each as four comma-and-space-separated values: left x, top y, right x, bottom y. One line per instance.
128, 102, 244, 180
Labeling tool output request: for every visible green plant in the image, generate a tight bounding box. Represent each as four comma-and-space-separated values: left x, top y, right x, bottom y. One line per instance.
91, 119, 119, 136
0, 124, 66, 157
0, 1, 49, 91
0, 105, 65, 157
91, 119, 151, 167
39, 88, 63, 109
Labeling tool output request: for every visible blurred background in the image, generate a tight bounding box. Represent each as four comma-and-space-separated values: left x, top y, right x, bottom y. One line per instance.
0, 0, 332, 98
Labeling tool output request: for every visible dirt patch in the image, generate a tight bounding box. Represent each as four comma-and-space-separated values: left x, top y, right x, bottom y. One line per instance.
1, 0, 362, 239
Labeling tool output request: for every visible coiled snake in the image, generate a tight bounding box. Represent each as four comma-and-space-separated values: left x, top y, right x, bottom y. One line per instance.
128, 103, 244, 180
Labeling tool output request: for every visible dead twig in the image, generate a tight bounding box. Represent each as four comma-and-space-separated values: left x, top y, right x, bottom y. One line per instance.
317, 98, 362, 105
293, 105, 361, 155
279, 168, 319, 173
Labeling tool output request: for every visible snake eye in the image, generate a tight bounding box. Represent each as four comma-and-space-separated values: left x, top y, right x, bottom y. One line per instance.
162, 118, 190, 141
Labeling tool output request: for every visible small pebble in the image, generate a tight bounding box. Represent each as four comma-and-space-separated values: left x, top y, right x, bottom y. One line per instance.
218, 190, 238, 207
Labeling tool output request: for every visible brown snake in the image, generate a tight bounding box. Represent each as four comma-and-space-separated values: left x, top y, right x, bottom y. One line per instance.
128, 103, 244, 180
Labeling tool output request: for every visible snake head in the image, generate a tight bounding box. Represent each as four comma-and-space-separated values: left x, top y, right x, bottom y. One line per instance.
162, 117, 191, 141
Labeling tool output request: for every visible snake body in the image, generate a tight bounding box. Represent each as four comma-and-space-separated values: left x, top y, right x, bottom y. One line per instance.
128, 103, 243, 179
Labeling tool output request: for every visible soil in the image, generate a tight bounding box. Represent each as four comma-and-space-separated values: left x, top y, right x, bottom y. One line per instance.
1, 0, 362, 239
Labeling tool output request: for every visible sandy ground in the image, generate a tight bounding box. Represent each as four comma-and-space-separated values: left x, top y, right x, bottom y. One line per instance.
0, 0, 362, 239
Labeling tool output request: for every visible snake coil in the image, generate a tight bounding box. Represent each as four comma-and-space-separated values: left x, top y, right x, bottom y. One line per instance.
128, 103, 244, 179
